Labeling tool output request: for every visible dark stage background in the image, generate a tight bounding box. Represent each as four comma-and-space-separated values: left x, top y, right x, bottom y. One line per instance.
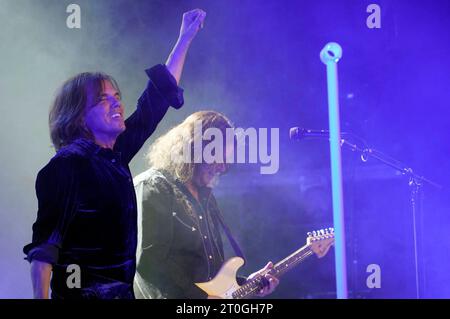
1, 0, 449, 298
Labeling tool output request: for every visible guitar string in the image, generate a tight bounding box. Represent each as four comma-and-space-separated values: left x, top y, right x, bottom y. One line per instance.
232, 249, 315, 299
233, 250, 315, 299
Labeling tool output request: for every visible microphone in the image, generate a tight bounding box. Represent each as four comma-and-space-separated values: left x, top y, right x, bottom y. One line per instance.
289, 127, 348, 140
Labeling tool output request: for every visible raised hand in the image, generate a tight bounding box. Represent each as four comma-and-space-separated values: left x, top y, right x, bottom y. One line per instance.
166, 9, 206, 84
179, 9, 206, 44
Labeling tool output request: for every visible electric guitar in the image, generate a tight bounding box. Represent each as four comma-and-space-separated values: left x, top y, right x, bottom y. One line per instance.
195, 228, 335, 299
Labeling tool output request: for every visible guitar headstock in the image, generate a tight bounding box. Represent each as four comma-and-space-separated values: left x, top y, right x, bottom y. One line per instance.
306, 228, 335, 258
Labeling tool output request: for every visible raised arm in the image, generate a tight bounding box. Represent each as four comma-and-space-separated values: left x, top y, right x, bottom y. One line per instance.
114, 10, 206, 161
166, 9, 206, 84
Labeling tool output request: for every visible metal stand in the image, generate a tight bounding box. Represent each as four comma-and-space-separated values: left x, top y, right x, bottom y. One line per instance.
409, 175, 421, 298
341, 136, 442, 298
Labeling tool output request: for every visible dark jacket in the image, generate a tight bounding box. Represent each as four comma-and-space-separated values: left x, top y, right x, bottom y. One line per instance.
134, 169, 228, 299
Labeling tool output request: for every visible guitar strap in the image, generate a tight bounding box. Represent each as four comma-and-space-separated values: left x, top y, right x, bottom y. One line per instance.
213, 209, 246, 262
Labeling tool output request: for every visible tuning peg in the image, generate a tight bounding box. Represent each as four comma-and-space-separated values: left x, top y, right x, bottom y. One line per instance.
307, 232, 312, 237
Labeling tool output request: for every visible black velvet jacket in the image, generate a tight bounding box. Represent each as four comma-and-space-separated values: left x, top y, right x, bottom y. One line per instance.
23, 65, 183, 298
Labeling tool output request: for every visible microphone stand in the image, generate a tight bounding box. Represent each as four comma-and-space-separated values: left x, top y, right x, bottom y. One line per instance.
340, 136, 442, 298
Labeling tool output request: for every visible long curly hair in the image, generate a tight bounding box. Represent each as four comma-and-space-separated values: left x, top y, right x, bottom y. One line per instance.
146, 110, 233, 183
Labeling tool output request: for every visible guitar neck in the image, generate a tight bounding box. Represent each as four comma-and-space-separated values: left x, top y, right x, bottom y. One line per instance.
272, 244, 314, 277
232, 244, 313, 299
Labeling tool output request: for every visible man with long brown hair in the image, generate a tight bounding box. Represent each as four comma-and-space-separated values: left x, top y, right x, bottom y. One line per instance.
134, 111, 279, 298
23, 9, 206, 299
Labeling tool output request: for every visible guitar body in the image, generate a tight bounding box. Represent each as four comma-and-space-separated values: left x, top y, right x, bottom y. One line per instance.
195, 257, 245, 299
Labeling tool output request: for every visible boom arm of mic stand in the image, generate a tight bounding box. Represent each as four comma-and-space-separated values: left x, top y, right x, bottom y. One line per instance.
340, 139, 443, 190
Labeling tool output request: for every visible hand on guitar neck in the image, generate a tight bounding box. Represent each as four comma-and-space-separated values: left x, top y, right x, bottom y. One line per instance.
207, 261, 279, 299
246, 261, 280, 297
